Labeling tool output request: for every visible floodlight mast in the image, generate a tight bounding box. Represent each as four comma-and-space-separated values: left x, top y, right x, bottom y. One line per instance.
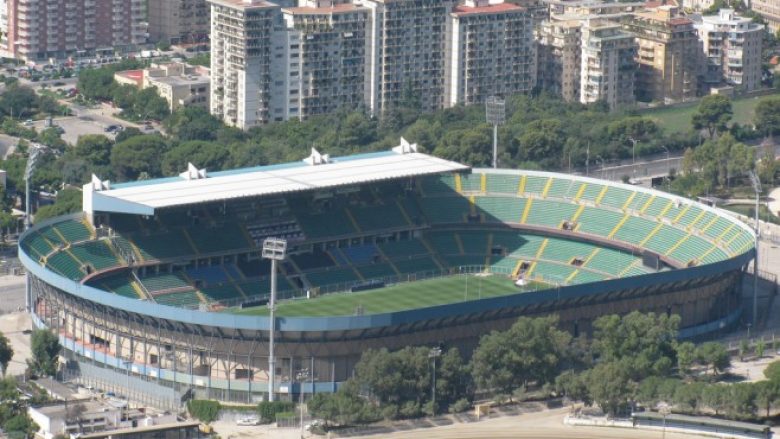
748, 171, 761, 328
486, 97, 506, 169
262, 237, 287, 403
24, 143, 47, 313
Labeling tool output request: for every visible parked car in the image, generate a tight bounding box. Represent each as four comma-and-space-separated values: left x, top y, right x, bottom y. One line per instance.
236, 416, 260, 426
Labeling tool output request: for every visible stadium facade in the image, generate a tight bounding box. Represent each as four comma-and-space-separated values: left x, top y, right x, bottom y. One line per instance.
19, 140, 755, 405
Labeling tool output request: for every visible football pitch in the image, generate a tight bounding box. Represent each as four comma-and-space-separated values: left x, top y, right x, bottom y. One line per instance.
233, 274, 547, 317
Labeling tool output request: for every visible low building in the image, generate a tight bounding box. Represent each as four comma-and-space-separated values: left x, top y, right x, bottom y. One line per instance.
28, 399, 178, 439
115, 62, 210, 112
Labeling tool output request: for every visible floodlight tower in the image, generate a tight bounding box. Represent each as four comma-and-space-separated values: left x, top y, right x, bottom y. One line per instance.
262, 237, 287, 403
486, 96, 506, 169
24, 143, 47, 312
748, 171, 761, 327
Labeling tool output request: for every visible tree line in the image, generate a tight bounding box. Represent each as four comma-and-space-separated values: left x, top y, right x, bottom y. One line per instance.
305, 312, 780, 430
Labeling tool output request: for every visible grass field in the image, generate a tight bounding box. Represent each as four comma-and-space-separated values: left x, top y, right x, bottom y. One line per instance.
233, 274, 547, 317
641, 93, 775, 134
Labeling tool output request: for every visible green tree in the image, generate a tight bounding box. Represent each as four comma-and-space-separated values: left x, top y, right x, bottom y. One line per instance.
28, 328, 60, 377
555, 370, 591, 405
755, 96, 780, 136
307, 380, 376, 427
727, 383, 757, 420
471, 315, 571, 396
696, 342, 730, 375
128, 87, 170, 121
164, 106, 225, 142
33, 188, 83, 223
161, 141, 229, 175
673, 382, 705, 413
74, 135, 114, 168
756, 339, 766, 359
676, 341, 696, 377
754, 380, 779, 418
110, 135, 167, 181
2, 414, 38, 439
692, 94, 733, 138
702, 384, 729, 416
186, 400, 220, 424
515, 119, 567, 167
763, 360, 780, 382
0, 331, 12, 376
585, 362, 632, 416
77, 68, 117, 101
0, 84, 38, 119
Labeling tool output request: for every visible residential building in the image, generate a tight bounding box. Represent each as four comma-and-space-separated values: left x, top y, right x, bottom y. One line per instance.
537, 19, 581, 102
548, 0, 645, 21
4, 0, 147, 62
280, 1, 369, 121
751, 0, 780, 33
359, 0, 456, 115
208, 0, 287, 129
445, 0, 535, 107
681, 0, 715, 12
148, 0, 210, 44
115, 62, 210, 111
695, 9, 763, 92
580, 19, 637, 108
623, 5, 699, 102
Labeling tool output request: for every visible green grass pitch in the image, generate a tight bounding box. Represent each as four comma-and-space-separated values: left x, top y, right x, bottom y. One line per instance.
232, 274, 548, 317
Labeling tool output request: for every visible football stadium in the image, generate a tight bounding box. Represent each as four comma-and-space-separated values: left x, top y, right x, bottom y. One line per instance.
19, 139, 756, 404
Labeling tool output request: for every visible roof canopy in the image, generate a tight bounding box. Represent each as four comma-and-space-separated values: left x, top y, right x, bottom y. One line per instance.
83, 139, 470, 216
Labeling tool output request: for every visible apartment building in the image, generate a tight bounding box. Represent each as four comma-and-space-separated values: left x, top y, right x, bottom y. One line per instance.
148, 0, 210, 44
580, 19, 637, 108
360, 0, 456, 115
445, 0, 535, 107
537, 19, 581, 102
4, 0, 147, 62
751, 0, 780, 33
280, 1, 369, 120
624, 5, 699, 103
548, 0, 645, 21
695, 9, 763, 92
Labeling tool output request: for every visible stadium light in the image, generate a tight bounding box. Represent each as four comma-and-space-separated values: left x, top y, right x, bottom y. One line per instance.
24, 143, 47, 313
262, 237, 287, 403
748, 170, 761, 328
486, 96, 505, 169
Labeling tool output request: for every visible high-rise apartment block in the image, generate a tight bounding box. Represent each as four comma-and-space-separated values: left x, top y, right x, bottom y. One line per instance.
3, 0, 147, 62
696, 9, 764, 92
580, 20, 637, 109
624, 5, 699, 102
444, 0, 535, 107
280, 1, 368, 121
537, 20, 581, 102
210, 0, 537, 128
148, 0, 210, 44
360, 0, 455, 115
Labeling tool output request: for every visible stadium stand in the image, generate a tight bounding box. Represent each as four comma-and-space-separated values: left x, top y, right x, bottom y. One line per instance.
70, 240, 120, 271
341, 245, 379, 265
139, 272, 190, 293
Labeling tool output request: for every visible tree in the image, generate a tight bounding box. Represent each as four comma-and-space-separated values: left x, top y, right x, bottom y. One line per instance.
763, 360, 780, 382
127, 87, 169, 121
162, 141, 229, 175
692, 94, 733, 138
585, 362, 632, 416
756, 339, 766, 359
673, 382, 705, 413
0, 85, 38, 119
676, 341, 696, 377
755, 96, 780, 136
0, 331, 12, 376
701, 384, 729, 416
110, 135, 168, 181
739, 339, 749, 362
2, 414, 38, 439
77, 68, 117, 101
186, 400, 220, 424
555, 370, 591, 405
33, 188, 83, 223
727, 383, 756, 420
307, 380, 375, 427
696, 342, 730, 375
164, 106, 225, 142
515, 119, 567, 167
115, 127, 143, 143
74, 135, 113, 168
28, 329, 60, 377
754, 380, 779, 418
471, 315, 571, 397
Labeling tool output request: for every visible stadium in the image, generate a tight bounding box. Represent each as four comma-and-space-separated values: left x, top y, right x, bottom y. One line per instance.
19, 139, 756, 405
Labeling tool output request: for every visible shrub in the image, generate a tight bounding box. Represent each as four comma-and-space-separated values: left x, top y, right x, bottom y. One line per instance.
449, 398, 471, 413
257, 401, 295, 424
187, 400, 220, 424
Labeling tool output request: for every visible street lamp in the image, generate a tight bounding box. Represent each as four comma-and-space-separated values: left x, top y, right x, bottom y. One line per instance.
263, 237, 287, 403
660, 145, 670, 190
628, 137, 638, 176
429, 346, 442, 416
748, 171, 761, 328
486, 96, 506, 169
595, 155, 605, 180
24, 143, 47, 313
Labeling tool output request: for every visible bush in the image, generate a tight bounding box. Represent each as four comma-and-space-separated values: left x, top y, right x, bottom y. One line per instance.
449, 398, 471, 414
257, 401, 295, 424
187, 400, 220, 424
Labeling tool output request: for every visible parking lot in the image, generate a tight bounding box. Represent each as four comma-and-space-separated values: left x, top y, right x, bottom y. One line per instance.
29, 116, 115, 145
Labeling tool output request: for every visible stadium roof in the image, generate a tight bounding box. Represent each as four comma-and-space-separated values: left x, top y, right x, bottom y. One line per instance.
83, 139, 470, 216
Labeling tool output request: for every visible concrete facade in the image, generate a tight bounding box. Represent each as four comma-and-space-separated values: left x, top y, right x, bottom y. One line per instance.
537, 19, 582, 102
444, 0, 535, 107
580, 19, 637, 108
695, 9, 764, 92
624, 5, 699, 103
4, 0, 147, 62
148, 0, 210, 44
751, 0, 780, 33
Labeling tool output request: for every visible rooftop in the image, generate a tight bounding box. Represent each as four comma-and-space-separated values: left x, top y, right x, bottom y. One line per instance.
452, 3, 524, 16
84, 139, 470, 215
283, 3, 362, 14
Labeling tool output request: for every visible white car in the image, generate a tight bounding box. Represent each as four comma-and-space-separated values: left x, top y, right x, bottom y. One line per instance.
236, 416, 260, 426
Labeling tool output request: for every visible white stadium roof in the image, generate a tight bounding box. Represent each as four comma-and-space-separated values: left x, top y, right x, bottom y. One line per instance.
83, 139, 470, 216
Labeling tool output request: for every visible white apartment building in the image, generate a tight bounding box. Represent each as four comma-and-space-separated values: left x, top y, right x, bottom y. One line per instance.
695, 9, 764, 92
444, 0, 535, 107
359, 0, 456, 115
280, 1, 369, 120
537, 19, 581, 102
580, 19, 637, 109
4, 0, 147, 62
